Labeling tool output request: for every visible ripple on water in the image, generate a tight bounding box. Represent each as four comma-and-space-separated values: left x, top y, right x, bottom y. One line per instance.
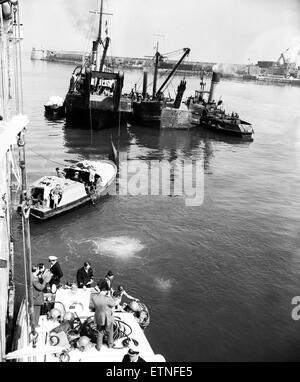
154, 277, 174, 291
68, 236, 146, 259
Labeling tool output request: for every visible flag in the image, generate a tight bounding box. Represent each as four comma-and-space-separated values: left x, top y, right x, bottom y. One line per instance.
105, 20, 108, 36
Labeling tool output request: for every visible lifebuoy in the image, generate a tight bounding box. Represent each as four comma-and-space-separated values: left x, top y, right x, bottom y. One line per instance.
59, 351, 70, 362
50, 334, 60, 346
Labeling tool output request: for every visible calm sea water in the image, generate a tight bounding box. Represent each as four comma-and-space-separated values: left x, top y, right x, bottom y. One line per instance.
13, 53, 300, 361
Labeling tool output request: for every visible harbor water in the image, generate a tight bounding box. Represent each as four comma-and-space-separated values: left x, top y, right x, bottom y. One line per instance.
13, 53, 300, 361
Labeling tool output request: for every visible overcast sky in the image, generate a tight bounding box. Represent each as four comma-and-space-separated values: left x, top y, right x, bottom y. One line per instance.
21, 0, 300, 64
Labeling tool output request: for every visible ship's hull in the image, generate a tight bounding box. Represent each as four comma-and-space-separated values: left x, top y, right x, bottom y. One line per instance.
65, 94, 132, 129
130, 100, 163, 127
201, 120, 253, 138
65, 106, 130, 130
189, 102, 253, 138
44, 105, 65, 118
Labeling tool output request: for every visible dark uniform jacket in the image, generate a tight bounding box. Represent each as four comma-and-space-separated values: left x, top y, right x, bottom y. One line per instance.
50, 261, 63, 285
76, 266, 93, 288
122, 354, 146, 362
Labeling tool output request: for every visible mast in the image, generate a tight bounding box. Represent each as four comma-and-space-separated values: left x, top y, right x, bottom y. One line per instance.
156, 47, 190, 96
95, 0, 103, 70
97, 0, 103, 44
152, 42, 160, 98
93, 0, 112, 71
99, 36, 110, 72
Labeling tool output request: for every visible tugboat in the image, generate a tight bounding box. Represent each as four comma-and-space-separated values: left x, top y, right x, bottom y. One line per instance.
29, 159, 117, 220
64, 0, 132, 129
187, 71, 254, 138
129, 45, 190, 127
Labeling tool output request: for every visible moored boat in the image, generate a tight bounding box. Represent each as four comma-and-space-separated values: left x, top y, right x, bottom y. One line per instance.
44, 96, 65, 118
129, 47, 190, 127
64, 0, 132, 130
187, 72, 254, 138
30, 159, 117, 220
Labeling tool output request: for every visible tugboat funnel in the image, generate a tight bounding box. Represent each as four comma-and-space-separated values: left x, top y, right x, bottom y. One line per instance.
208, 71, 221, 103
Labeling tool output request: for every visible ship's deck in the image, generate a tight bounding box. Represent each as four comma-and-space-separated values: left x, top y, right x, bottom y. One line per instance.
11, 288, 164, 362
35, 312, 155, 362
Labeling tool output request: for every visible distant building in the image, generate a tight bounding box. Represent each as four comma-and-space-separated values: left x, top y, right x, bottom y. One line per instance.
257, 61, 275, 68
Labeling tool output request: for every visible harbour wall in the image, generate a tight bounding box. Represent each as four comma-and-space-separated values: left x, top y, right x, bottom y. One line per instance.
30, 48, 300, 86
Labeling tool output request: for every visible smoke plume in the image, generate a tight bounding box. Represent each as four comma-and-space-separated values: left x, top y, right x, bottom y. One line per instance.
63, 0, 99, 40
212, 63, 240, 75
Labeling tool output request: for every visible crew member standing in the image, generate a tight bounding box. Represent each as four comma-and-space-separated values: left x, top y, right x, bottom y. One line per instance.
91, 286, 117, 351
48, 256, 63, 292
76, 261, 94, 288
32, 265, 48, 327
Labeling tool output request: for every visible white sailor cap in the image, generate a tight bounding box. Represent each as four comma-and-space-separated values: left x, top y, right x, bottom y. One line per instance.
48, 256, 58, 261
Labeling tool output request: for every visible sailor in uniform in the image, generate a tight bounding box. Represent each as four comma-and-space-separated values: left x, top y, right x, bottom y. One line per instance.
48, 256, 63, 292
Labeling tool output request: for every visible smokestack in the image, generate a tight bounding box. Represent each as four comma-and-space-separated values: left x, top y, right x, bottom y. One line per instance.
142, 71, 148, 99
173, 79, 186, 109
208, 72, 221, 103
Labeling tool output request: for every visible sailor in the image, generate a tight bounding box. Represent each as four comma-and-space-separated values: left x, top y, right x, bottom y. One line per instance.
50, 184, 63, 209
122, 340, 145, 362
56, 167, 65, 178
76, 261, 94, 288
32, 265, 48, 327
112, 285, 140, 309
48, 256, 63, 292
89, 166, 96, 184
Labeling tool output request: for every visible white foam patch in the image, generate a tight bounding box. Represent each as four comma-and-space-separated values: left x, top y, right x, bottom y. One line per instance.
91, 236, 145, 258
154, 277, 174, 291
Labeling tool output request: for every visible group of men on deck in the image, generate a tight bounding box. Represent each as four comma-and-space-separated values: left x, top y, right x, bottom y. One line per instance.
32, 257, 145, 361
